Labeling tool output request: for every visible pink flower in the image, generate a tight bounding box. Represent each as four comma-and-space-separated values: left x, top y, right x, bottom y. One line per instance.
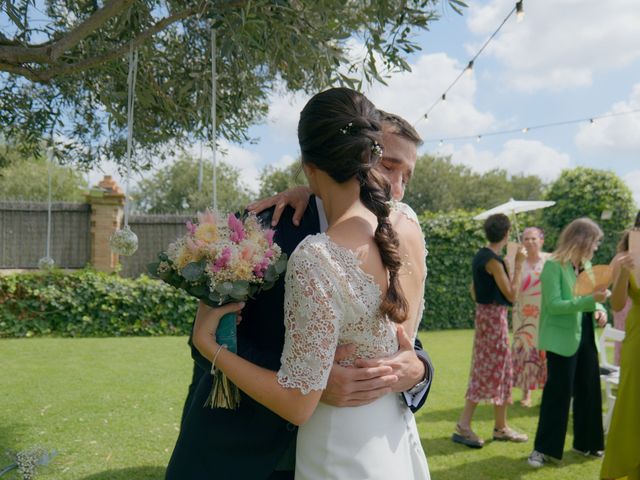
186, 237, 204, 253
212, 247, 232, 272
253, 257, 270, 278
264, 229, 275, 247
241, 245, 254, 261
228, 214, 246, 243
197, 210, 217, 225
186, 220, 197, 235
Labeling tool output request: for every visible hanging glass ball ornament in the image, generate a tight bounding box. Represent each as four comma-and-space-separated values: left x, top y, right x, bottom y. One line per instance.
38, 256, 55, 270
110, 225, 138, 256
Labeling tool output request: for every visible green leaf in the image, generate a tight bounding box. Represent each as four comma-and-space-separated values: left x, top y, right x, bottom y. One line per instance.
230, 281, 249, 299
187, 284, 207, 298
264, 267, 277, 283
147, 262, 160, 277
180, 261, 206, 282
216, 282, 234, 295
274, 255, 288, 274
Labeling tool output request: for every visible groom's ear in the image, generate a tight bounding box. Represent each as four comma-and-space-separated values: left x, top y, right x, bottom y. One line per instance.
301, 163, 313, 177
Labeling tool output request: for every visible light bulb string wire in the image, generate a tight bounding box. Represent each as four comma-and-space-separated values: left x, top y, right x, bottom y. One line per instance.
417, 2, 519, 124
426, 108, 640, 144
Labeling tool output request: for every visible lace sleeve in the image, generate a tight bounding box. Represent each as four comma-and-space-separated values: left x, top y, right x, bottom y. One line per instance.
277, 241, 343, 395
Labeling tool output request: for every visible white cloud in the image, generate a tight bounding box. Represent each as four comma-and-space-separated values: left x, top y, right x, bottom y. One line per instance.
624, 170, 640, 208
443, 138, 571, 182
265, 89, 307, 146
575, 83, 640, 153
367, 53, 495, 139
264, 51, 496, 147
467, 0, 640, 92
272, 154, 297, 169
218, 139, 262, 193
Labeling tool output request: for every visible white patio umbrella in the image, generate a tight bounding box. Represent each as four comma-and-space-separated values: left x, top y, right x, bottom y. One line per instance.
473, 198, 556, 238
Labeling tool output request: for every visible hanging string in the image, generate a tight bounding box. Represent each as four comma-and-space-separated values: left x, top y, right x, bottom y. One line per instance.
210, 26, 218, 211
45, 146, 52, 259
38, 144, 55, 269
198, 140, 204, 192
425, 108, 640, 145
124, 41, 139, 227
109, 41, 139, 257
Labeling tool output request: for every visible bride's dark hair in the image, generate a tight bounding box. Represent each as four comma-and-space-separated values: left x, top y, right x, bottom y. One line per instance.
298, 87, 408, 324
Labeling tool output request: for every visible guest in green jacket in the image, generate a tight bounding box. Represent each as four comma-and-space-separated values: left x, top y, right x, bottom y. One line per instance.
528, 217, 608, 468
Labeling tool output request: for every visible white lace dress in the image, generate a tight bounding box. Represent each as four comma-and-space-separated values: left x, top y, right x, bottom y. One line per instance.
277, 209, 430, 480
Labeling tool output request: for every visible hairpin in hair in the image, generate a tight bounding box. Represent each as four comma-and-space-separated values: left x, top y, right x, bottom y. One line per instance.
371, 142, 383, 157
339, 122, 354, 135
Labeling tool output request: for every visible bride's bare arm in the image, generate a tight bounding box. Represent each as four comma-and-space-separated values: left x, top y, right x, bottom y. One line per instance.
192, 302, 322, 426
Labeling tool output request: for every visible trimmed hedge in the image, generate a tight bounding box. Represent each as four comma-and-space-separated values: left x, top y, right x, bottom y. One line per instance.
421, 210, 484, 330
6, 201, 627, 337
0, 211, 489, 337
0, 269, 197, 337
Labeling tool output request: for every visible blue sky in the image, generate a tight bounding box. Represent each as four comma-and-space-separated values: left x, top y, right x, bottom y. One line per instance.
197, 0, 639, 206
84, 1, 640, 206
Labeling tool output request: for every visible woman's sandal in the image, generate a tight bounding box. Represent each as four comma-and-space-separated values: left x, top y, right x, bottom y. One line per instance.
493, 427, 528, 442
452, 423, 485, 449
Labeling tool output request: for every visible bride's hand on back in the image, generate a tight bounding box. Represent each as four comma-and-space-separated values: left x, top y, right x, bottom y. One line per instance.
321, 344, 397, 407
355, 325, 426, 393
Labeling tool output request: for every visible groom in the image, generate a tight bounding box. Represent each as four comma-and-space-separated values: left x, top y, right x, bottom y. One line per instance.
166, 111, 433, 480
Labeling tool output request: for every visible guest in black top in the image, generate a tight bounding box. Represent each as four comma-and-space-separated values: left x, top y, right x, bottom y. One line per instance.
452, 213, 527, 449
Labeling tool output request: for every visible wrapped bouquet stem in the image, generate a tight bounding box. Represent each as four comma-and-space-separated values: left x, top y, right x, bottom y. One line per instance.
150, 210, 287, 409
207, 310, 240, 408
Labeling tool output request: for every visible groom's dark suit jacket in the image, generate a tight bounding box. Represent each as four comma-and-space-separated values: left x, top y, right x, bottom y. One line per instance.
165, 199, 433, 480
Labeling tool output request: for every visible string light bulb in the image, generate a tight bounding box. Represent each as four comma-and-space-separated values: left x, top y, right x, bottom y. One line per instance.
589, 118, 596, 124
438, 140, 444, 147
522, 127, 529, 133
476, 135, 482, 143
423, 113, 429, 122
441, 93, 447, 102
465, 60, 474, 77
516, 1, 524, 23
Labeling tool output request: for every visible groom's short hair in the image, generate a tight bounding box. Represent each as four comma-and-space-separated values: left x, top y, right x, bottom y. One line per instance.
377, 110, 423, 147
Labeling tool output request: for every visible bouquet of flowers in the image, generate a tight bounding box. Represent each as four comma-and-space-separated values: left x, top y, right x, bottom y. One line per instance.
149, 209, 287, 409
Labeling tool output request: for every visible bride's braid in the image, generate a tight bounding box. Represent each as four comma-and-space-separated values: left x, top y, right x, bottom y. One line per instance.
298, 88, 408, 324
357, 165, 408, 324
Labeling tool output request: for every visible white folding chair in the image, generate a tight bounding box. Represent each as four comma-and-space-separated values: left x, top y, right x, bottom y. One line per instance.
598, 324, 626, 434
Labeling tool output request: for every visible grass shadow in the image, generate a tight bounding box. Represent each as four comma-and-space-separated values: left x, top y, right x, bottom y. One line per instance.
422, 402, 543, 424
79, 466, 166, 480
0, 422, 28, 452
429, 452, 595, 480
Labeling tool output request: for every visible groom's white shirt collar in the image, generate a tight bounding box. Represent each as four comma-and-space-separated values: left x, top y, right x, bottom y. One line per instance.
315, 197, 329, 233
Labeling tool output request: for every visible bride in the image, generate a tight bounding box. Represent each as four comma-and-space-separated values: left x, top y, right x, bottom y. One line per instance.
192, 87, 429, 479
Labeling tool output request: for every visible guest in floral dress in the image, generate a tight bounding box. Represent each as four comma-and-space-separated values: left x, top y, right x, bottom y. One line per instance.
452, 213, 528, 449
511, 227, 549, 407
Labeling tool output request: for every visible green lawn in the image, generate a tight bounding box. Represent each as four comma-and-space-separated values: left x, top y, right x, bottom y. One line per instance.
0, 331, 606, 479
